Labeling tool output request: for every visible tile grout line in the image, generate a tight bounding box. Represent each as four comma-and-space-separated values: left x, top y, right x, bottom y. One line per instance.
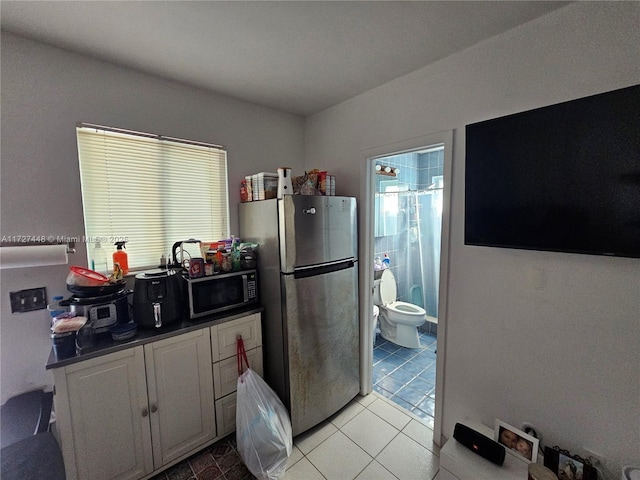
373, 334, 437, 425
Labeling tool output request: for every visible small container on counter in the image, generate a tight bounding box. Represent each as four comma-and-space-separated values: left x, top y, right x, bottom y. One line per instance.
221, 252, 232, 272
232, 251, 241, 271
189, 257, 205, 278
241, 254, 257, 270
110, 322, 138, 342
47, 295, 68, 322
75, 322, 96, 351
51, 331, 77, 359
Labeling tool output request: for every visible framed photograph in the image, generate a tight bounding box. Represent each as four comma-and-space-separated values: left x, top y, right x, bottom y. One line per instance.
493, 419, 539, 463
544, 446, 597, 480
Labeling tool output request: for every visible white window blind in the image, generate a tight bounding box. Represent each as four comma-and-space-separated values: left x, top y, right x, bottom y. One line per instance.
76, 125, 229, 271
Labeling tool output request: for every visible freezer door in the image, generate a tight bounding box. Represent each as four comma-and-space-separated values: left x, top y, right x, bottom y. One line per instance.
279, 196, 357, 273
281, 262, 360, 436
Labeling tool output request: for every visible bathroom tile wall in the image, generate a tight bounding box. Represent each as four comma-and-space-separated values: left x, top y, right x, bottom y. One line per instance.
418, 150, 444, 188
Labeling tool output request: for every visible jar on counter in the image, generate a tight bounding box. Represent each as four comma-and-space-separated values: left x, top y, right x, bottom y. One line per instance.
221, 252, 233, 272
204, 263, 215, 276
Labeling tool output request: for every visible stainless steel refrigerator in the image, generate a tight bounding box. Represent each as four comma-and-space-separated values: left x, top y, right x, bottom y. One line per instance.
239, 195, 359, 436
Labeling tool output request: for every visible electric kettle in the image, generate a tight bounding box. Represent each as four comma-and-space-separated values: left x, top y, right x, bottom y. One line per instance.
170, 238, 201, 269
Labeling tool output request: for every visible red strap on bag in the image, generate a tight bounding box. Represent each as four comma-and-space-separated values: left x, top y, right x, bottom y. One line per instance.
237, 335, 250, 376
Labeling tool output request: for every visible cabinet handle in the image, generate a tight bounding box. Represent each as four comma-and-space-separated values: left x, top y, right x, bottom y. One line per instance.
142, 408, 148, 417
151, 405, 158, 413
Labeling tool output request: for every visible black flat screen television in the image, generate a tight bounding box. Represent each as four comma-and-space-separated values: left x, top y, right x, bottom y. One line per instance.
465, 84, 640, 258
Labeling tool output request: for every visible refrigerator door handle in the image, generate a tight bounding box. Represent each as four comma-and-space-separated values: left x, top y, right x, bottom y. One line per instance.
293, 259, 355, 279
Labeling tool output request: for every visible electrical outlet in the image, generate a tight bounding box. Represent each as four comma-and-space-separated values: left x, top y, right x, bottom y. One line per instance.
10, 287, 47, 313
521, 422, 536, 436
521, 422, 542, 443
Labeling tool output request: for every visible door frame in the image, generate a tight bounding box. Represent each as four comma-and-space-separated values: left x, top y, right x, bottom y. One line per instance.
359, 130, 453, 446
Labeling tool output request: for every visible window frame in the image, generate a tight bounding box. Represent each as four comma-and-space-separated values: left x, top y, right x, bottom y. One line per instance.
76, 123, 230, 272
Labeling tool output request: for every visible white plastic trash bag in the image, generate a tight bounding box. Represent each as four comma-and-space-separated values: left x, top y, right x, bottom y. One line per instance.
236, 369, 293, 480
236, 339, 292, 480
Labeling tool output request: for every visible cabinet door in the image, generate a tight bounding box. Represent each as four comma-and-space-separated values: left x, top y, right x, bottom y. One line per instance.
144, 328, 215, 467
211, 313, 262, 361
57, 347, 152, 480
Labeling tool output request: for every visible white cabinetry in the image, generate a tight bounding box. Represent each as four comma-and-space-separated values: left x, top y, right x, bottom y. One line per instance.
144, 329, 215, 467
52, 313, 262, 480
52, 347, 152, 480
211, 313, 263, 436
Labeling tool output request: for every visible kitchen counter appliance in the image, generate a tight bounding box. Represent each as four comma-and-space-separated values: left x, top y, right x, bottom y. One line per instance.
240, 195, 359, 436
133, 269, 182, 328
64, 288, 131, 335
183, 269, 259, 319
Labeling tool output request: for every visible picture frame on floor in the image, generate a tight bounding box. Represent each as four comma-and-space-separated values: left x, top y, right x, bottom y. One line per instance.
543, 446, 597, 480
493, 419, 538, 463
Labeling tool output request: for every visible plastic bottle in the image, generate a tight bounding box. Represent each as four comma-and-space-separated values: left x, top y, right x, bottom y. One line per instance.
47, 296, 67, 322
382, 253, 390, 268
113, 241, 129, 275
90, 240, 109, 276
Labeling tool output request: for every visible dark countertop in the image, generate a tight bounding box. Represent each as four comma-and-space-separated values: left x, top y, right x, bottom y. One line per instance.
46, 305, 264, 370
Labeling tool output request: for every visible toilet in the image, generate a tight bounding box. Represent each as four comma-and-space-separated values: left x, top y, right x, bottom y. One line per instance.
372, 305, 380, 345
373, 269, 426, 349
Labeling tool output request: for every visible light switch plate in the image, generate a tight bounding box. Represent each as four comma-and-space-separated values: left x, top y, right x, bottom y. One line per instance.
10, 287, 47, 313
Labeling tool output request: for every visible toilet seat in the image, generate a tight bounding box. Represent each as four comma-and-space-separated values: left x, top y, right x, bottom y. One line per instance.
378, 270, 427, 317
386, 300, 426, 317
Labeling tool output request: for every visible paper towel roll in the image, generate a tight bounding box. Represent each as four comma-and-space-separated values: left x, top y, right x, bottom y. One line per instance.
0, 245, 69, 269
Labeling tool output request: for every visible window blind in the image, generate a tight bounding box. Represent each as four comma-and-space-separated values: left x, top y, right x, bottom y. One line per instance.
76, 125, 229, 271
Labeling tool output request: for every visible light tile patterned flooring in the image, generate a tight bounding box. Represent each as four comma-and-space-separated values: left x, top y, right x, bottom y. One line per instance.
155, 392, 441, 480
155, 332, 440, 480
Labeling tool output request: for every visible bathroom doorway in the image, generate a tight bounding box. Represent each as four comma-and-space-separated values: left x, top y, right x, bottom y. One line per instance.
361, 130, 452, 443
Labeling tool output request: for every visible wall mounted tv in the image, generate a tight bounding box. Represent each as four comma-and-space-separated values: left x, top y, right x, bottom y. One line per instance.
465, 84, 639, 258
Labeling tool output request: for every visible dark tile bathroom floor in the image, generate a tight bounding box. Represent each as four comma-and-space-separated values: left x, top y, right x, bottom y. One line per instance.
373, 331, 438, 429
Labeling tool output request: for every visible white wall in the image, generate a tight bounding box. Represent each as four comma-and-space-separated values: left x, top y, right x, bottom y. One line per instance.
305, 2, 639, 474
0, 32, 305, 403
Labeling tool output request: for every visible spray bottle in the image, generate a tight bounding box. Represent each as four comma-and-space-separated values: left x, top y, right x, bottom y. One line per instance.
113, 241, 129, 275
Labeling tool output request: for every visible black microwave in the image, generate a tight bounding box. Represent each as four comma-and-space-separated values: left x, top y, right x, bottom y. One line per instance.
183, 269, 258, 319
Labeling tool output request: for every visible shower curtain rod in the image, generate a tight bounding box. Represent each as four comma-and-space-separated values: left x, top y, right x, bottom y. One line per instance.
375, 188, 442, 195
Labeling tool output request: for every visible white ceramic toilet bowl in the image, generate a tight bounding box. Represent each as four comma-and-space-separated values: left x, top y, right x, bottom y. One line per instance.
373, 269, 426, 349
372, 305, 380, 345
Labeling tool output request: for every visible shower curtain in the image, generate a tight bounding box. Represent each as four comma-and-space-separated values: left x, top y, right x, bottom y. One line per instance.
374, 188, 442, 319
415, 189, 442, 318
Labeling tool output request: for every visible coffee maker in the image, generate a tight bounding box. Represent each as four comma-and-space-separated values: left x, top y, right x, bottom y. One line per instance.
133, 270, 182, 328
